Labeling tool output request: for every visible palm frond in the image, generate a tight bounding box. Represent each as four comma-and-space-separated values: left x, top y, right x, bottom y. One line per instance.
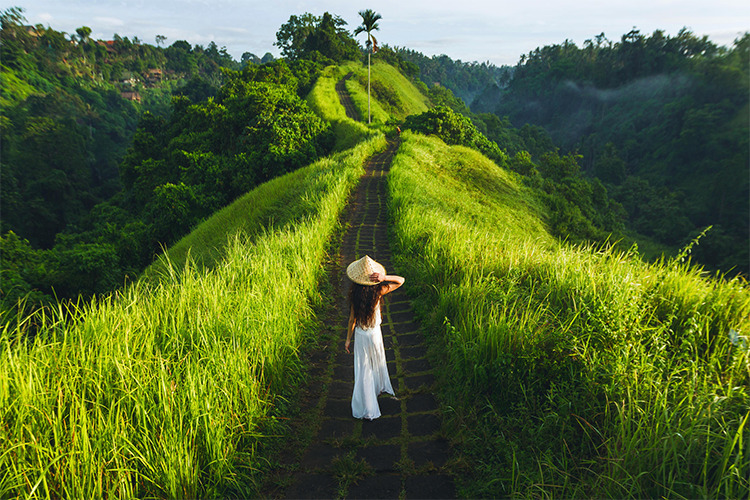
356, 9, 382, 34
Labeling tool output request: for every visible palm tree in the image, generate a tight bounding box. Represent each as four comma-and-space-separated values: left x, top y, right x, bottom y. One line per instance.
354, 9, 382, 124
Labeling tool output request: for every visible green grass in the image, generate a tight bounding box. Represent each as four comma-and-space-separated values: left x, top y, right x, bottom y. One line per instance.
389, 131, 750, 498
341, 60, 430, 124
306, 64, 378, 151
0, 129, 386, 497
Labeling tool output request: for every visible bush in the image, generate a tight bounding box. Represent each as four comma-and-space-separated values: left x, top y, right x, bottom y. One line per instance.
404, 105, 507, 164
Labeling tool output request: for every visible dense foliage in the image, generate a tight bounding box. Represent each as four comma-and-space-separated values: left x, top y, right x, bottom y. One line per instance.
397, 48, 512, 105
405, 105, 624, 242
472, 29, 749, 275
1, 7, 329, 310
390, 131, 749, 497
0, 7, 252, 304
2, 64, 331, 308
274, 12, 360, 63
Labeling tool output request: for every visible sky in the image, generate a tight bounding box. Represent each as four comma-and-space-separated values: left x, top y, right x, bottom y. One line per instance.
14, 0, 750, 66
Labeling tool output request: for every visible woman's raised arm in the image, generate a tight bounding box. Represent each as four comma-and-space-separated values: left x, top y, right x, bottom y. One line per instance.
369, 272, 404, 295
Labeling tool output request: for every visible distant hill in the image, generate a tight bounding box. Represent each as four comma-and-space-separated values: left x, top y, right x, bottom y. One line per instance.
469, 29, 749, 276
396, 47, 513, 104
0, 6, 242, 248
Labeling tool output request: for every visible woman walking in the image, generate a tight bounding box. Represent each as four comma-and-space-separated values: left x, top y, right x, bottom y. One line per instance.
345, 255, 404, 420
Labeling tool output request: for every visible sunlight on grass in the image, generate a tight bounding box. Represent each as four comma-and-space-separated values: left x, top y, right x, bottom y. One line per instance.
306, 64, 377, 151
0, 132, 386, 498
343, 60, 430, 124
389, 131, 750, 498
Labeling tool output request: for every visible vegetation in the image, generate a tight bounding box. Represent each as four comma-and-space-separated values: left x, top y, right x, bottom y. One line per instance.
397, 47, 513, 105
0, 6, 241, 242
343, 60, 430, 124
404, 105, 625, 243
274, 12, 360, 63
1, 11, 329, 311
0, 128, 387, 498
471, 29, 750, 276
389, 130, 750, 498
1, 7, 748, 498
0, 6, 265, 310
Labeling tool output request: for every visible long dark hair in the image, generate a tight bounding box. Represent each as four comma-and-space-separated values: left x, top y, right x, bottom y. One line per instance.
349, 282, 386, 328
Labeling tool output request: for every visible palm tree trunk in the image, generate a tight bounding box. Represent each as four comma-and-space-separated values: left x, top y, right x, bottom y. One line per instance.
367, 50, 371, 124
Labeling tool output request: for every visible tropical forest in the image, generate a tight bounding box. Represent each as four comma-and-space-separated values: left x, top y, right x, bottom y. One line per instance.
0, 5, 748, 499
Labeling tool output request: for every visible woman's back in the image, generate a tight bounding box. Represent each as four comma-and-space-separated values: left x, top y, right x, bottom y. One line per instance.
355, 302, 381, 331
344, 255, 405, 420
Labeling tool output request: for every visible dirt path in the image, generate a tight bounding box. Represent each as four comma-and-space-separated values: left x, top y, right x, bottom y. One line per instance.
336, 73, 360, 121
276, 129, 457, 498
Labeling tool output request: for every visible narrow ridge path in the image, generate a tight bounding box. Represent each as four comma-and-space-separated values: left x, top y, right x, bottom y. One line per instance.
281, 136, 457, 499
335, 73, 360, 121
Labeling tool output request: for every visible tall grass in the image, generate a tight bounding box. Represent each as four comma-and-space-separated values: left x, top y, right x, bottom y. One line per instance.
148, 144, 356, 274
0, 133, 386, 498
305, 64, 377, 150
341, 61, 430, 124
389, 131, 750, 498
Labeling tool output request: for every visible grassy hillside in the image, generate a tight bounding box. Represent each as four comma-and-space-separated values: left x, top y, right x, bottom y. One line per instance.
341, 60, 430, 124
306, 64, 379, 151
0, 56, 387, 496
389, 131, 750, 498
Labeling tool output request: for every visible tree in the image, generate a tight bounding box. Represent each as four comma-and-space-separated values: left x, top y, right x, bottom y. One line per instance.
155, 34, 166, 47
594, 142, 626, 183
354, 9, 382, 123
146, 182, 198, 243
241, 52, 260, 67
404, 106, 506, 163
76, 26, 91, 43
275, 12, 357, 63
302, 12, 359, 63
75, 26, 92, 63
0, 6, 25, 29
275, 13, 319, 60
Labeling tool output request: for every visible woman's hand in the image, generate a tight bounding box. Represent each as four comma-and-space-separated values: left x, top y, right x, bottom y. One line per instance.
345, 338, 351, 354
370, 272, 384, 283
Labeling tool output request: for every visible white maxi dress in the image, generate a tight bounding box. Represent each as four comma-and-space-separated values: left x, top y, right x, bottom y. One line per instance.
351, 305, 395, 419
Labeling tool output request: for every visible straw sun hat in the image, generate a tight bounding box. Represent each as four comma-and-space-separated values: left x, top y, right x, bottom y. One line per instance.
346, 255, 386, 286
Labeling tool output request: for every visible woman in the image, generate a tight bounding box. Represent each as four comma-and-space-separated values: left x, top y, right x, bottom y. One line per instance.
345, 255, 405, 420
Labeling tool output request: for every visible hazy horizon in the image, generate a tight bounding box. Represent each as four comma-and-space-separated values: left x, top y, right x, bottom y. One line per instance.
15, 0, 750, 67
